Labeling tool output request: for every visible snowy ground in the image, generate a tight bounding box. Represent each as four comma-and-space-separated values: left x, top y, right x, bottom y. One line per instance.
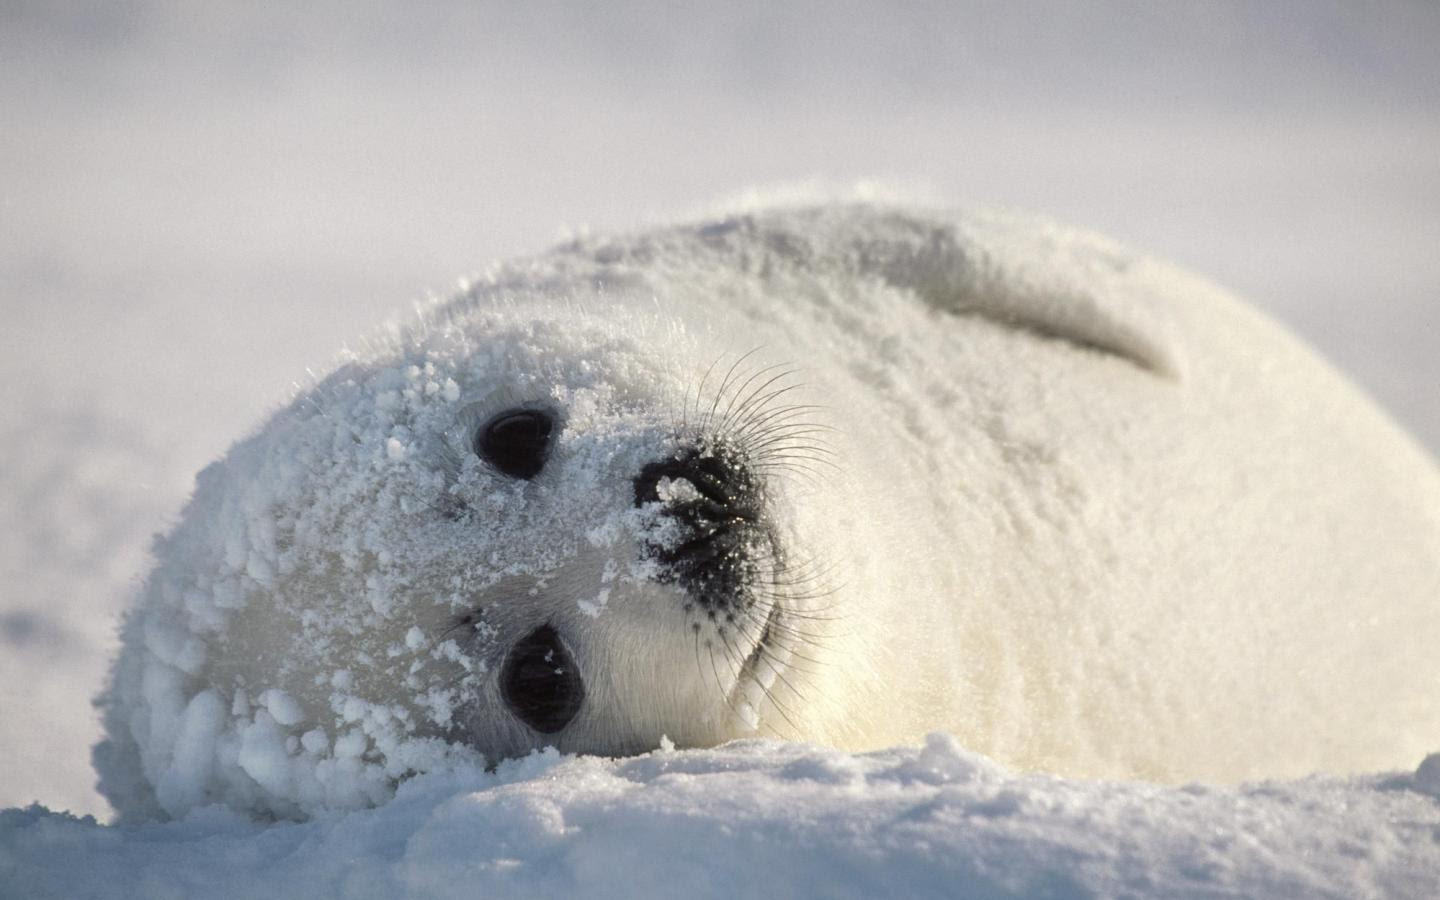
3, 1, 1439, 894
8, 738, 1440, 899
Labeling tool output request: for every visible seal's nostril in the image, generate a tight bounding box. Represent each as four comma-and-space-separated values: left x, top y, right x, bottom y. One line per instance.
633, 447, 758, 517
500, 625, 584, 733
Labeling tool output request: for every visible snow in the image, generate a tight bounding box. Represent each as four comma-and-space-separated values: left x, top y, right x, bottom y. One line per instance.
5, 738, 1440, 898
0, 401, 182, 817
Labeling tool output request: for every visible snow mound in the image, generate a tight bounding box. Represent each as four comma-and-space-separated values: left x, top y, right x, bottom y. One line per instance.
7, 738, 1440, 898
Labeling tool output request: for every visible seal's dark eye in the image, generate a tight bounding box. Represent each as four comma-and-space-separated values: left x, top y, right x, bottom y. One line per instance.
475, 409, 555, 480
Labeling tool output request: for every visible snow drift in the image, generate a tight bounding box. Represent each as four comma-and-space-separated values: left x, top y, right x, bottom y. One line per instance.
7, 739, 1440, 898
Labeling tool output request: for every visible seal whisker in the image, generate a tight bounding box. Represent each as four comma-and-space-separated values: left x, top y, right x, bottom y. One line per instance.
747, 443, 833, 472
734, 599, 831, 652
732, 610, 828, 677
746, 442, 837, 473
731, 378, 805, 421
700, 348, 768, 436
765, 566, 843, 590
761, 552, 840, 583
751, 445, 841, 465
749, 466, 830, 492
740, 425, 837, 451
764, 555, 839, 583
704, 631, 763, 727
715, 626, 805, 736
739, 616, 833, 651
712, 360, 791, 436
726, 622, 815, 730
722, 379, 807, 440
691, 624, 707, 699
702, 637, 733, 708
731, 405, 832, 442
749, 647, 815, 712
748, 571, 846, 613
739, 409, 835, 435
750, 448, 838, 477
687, 353, 731, 435
750, 442, 839, 464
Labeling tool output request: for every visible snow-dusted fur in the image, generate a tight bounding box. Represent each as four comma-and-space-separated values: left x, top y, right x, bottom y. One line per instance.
96, 203, 1440, 821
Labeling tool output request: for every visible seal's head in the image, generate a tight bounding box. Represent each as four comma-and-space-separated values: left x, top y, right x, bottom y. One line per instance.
98, 301, 833, 819
425, 332, 817, 764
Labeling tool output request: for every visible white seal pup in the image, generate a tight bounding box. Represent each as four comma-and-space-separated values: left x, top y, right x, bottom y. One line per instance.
95, 203, 1440, 820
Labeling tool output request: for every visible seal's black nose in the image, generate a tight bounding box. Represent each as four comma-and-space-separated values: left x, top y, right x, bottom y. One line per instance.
500, 625, 584, 733
633, 447, 761, 523
633, 446, 768, 613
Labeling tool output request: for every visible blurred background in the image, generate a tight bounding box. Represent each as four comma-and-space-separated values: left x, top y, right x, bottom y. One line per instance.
2, 0, 1437, 818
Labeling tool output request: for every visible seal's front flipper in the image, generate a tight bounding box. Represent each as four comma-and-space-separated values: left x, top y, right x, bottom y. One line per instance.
755, 205, 1186, 379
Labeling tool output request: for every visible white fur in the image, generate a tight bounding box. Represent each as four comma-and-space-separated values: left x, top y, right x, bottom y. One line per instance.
96, 203, 1440, 820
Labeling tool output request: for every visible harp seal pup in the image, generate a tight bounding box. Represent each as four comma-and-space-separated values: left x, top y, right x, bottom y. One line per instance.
95, 203, 1440, 820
